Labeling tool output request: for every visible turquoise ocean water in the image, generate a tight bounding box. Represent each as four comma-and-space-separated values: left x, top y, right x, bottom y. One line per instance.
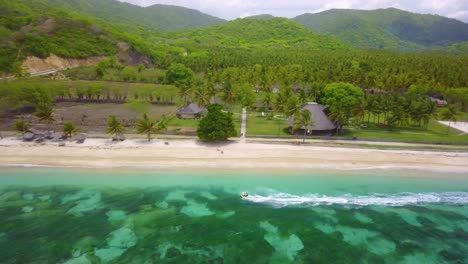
0, 167, 467, 263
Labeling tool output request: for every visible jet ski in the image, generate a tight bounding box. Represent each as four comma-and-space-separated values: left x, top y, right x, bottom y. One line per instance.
240, 192, 249, 198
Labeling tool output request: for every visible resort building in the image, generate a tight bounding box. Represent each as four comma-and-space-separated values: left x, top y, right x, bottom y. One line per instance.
287, 103, 336, 136
430, 97, 448, 107
177, 103, 207, 119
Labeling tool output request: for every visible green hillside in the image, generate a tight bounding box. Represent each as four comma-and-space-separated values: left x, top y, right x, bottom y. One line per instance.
18, 0, 225, 33
0, 0, 189, 73
165, 18, 349, 51
294, 8, 468, 51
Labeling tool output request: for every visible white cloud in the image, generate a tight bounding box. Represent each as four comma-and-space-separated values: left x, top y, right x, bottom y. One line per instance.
118, 0, 468, 22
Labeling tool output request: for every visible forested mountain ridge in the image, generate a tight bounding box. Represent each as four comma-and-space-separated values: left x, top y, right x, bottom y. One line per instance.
164, 18, 349, 51
294, 8, 468, 51
14, 0, 225, 33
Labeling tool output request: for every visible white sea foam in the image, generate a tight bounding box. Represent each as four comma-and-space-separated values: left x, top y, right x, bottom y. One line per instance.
244, 192, 468, 208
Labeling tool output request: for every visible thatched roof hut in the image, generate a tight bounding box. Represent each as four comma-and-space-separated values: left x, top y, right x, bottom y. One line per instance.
286, 103, 336, 135
177, 103, 207, 119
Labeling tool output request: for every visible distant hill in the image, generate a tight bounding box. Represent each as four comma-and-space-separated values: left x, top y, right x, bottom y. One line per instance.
166, 18, 349, 50
244, 14, 276, 20
16, 0, 226, 33
431, 42, 468, 55
294, 8, 468, 51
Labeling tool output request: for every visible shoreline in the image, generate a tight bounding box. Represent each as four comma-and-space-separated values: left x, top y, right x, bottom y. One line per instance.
0, 137, 467, 174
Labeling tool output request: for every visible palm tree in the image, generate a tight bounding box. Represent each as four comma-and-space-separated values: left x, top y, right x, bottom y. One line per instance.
14, 118, 30, 134
329, 106, 347, 134
354, 99, 368, 124
136, 113, 157, 142
193, 86, 211, 108
62, 122, 77, 139
35, 104, 56, 131
284, 96, 301, 117
262, 91, 273, 110
441, 105, 458, 135
221, 81, 237, 108
424, 100, 438, 128
107, 115, 124, 141
156, 115, 173, 134
293, 109, 315, 143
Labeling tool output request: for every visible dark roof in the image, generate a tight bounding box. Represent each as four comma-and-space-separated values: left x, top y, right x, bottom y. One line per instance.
286, 103, 336, 131
178, 103, 207, 115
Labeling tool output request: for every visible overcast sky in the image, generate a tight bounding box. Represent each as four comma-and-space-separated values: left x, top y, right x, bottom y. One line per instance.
118, 0, 468, 22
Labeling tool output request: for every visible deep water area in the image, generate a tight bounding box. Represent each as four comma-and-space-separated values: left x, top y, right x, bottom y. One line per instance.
0, 168, 467, 263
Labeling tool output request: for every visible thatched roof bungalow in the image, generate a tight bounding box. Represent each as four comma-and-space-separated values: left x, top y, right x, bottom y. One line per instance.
177, 103, 207, 119
286, 103, 336, 136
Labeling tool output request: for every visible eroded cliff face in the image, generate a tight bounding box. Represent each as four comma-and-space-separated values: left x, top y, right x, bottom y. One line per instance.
22, 54, 106, 75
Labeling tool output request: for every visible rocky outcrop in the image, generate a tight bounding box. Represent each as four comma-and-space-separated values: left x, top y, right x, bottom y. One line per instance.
22, 54, 106, 75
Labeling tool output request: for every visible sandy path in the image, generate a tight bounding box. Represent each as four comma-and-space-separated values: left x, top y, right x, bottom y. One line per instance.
0, 138, 467, 173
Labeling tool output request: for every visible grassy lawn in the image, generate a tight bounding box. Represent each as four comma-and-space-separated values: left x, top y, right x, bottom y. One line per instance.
245, 110, 468, 144
246, 112, 290, 137
343, 113, 468, 144
167, 106, 243, 136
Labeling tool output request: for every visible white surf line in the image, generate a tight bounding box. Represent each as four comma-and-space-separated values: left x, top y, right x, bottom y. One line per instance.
244, 192, 468, 207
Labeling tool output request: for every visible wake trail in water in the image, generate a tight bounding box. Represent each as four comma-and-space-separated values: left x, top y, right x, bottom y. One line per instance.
244, 192, 468, 208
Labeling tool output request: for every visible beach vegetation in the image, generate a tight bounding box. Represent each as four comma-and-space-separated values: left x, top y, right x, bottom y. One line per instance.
62, 122, 77, 139
197, 104, 237, 141
34, 104, 56, 131
136, 113, 158, 142
107, 115, 124, 141
14, 119, 30, 134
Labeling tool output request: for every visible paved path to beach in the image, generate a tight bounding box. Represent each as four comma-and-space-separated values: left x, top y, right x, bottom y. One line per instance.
241, 107, 247, 141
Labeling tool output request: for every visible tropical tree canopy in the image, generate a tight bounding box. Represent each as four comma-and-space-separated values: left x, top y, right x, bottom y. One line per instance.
164, 63, 194, 88
197, 104, 237, 142
321, 82, 364, 120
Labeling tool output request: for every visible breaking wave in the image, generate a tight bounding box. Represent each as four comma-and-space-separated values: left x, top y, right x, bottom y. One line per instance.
244, 192, 468, 208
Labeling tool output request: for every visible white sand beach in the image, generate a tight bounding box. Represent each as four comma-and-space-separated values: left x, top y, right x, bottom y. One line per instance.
0, 137, 467, 173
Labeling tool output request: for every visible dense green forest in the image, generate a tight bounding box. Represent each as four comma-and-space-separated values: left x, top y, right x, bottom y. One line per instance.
294, 8, 468, 51
163, 18, 349, 51
6, 0, 225, 33
0, 0, 467, 113
0, 0, 176, 73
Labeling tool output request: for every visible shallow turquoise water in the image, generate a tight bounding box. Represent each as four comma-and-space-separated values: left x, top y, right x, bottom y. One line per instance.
0, 168, 467, 263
